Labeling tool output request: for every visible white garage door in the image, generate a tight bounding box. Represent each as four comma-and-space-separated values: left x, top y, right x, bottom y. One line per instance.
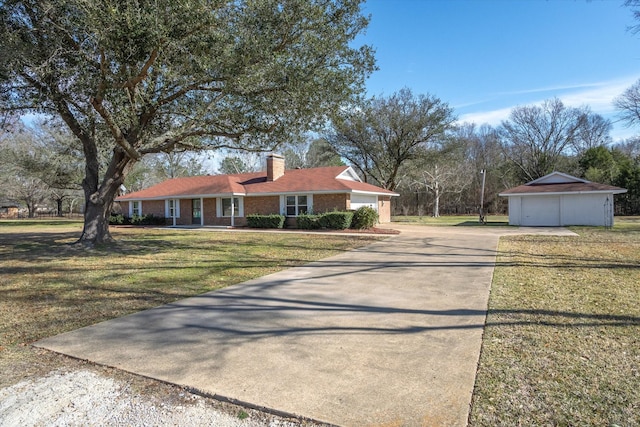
521, 196, 560, 226
351, 194, 378, 211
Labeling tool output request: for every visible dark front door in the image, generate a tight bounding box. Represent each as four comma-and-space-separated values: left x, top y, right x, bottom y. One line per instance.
192, 199, 201, 224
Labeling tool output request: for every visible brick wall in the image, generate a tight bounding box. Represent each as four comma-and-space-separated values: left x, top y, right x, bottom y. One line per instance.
175, 199, 192, 225
378, 196, 391, 223
244, 196, 280, 215
203, 198, 216, 225
267, 154, 285, 181
141, 200, 165, 217
313, 193, 348, 213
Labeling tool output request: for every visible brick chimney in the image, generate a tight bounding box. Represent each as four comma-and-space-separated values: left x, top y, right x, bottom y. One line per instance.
266, 153, 285, 181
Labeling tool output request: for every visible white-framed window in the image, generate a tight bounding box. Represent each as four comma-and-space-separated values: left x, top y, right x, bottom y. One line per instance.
284, 194, 311, 216
217, 197, 243, 217
130, 201, 141, 217
165, 199, 180, 218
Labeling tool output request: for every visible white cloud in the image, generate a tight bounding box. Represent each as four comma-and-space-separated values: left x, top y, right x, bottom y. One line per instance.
494, 82, 606, 97
457, 107, 513, 127
560, 76, 639, 112
455, 75, 640, 141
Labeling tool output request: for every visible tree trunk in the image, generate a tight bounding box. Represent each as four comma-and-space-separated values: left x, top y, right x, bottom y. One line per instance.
433, 180, 440, 218
80, 196, 114, 245
56, 198, 63, 217
77, 147, 132, 246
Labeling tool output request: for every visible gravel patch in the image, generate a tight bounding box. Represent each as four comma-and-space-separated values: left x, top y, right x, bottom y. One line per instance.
0, 369, 309, 427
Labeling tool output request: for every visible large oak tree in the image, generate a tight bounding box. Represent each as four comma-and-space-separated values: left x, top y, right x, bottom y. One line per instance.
0, 0, 374, 245
326, 88, 455, 191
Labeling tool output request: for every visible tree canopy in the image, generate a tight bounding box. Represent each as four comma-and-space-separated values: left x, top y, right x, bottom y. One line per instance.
0, 120, 84, 216
0, 0, 374, 244
326, 88, 456, 191
499, 98, 610, 182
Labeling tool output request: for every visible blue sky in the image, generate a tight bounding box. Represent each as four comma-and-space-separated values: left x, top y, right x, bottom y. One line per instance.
356, 0, 640, 141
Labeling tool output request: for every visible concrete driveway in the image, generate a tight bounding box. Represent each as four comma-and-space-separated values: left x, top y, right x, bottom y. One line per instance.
36, 225, 576, 426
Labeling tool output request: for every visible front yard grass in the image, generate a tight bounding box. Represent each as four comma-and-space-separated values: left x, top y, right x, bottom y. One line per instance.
0, 222, 381, 388
469, 219, 640, 426
392, 214, 509, 226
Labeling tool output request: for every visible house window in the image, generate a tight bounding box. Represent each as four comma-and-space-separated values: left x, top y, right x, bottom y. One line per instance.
221, 197, 241, 217
286, 195, 308, 216
218, 197, 244, 218
166, 199, 179, 218
132, 201, 141, 216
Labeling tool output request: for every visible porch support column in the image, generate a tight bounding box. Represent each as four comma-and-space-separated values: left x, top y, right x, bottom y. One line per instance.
172, 199, 176, 227
231, 198, 235, 228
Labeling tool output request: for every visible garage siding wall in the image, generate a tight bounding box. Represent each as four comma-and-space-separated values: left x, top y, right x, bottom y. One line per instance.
508, 193, 614, 226
508, 197, 523, 226
560, 193, 610, 226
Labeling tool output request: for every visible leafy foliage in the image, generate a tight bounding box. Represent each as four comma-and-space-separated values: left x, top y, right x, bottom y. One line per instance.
296, 213, 321, 229
0, 0, 374, 244
297, 211, 353, 229
318, 211, 353, 229
246, 214, 285, 229
351, 206, 378, 229
108, 214, 125, 225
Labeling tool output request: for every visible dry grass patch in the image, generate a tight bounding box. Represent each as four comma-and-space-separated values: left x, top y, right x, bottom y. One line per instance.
0, 222, 380, 389
469, 221, 640, 427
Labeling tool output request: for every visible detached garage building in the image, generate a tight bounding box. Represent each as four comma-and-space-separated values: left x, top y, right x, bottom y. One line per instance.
499, 172, 627, 227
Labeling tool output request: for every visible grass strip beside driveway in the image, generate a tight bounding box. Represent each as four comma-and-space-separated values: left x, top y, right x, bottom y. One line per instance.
469, 225, 640, 426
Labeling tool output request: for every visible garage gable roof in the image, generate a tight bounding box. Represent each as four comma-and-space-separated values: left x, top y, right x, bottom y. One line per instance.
499, 172, 627, 196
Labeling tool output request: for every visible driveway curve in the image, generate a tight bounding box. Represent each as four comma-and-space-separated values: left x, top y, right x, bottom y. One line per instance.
36, 225, 576, 427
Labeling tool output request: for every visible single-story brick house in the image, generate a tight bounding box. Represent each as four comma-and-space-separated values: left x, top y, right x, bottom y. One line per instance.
116, 154, 398, 227
499, 172, 627, 227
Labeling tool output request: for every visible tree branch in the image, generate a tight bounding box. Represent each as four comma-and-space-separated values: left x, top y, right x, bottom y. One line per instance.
89, 97, 140, 160
118, 48, 159, 90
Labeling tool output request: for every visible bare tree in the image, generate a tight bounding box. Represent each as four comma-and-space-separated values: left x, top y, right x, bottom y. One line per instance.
615, 79, 640, 128
574, 111, 612, 153
500, 98, 587, 182
413, 163, 469, 217
0, 121, 83, 216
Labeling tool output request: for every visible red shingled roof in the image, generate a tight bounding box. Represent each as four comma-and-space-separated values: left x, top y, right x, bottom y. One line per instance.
499, 172, 626, 196
500, 181, 627, 195
117, 166, 397, 201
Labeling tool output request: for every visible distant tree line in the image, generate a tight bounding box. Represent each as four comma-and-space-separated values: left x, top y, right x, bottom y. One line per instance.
2, 0, 640, 243
323, 89, 640, 217
3, 90, 639, 219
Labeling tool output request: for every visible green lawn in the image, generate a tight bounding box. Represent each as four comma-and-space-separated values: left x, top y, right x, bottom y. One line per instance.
469, 218, 640, 426
392, 214, 509, 226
